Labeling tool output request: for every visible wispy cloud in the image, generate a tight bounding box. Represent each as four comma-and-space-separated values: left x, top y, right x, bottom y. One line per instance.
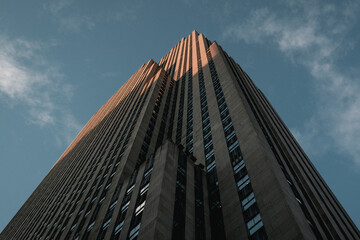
43, 0, 95, 32
112, 6, 138, 21
223, 1, 360, 165
44, 0, 144, 30
0, 36, 82, 145
45, 0, 73, 15
101, 71, 121, 78
108, 1, 143, 22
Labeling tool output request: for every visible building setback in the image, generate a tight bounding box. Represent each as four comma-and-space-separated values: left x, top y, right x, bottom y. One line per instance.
1, 31, 359, 240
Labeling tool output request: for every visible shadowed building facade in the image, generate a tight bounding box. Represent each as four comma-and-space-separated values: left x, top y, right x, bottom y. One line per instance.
1, 31, 359, 240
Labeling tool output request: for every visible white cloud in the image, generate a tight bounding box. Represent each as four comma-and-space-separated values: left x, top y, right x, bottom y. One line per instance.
0, 37, 54, 126
223, 1, 360, 165
0, 57, 33, 98
0, 36, 82, 144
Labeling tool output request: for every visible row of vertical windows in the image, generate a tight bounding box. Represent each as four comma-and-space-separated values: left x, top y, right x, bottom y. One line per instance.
168, 40, 185, 139
194, 165, 206, 240
172, 39, 190, 240
38, 74, 151, 239
68, 73, 156, 239
222, 52, 326, 239
166, 44, 180, 74
124, 73, 169, 238
73, 157, 112, 239
206, 49, 267, 240
102, 72, 167, 239
260, 87, 358, 239
187, 37, 206, 240
251, 72, 357, 239
57, 69, 153, 238
127, 155, 155, 240
156, 75, 174, 148
159, 55, 168, 69
110, 169, 138, 239
96, 183, 122, 239
195, 36, 226, 239
186, 37, 194, 154
168, 81, 179, 139
28, 124, 101, 238
33, 148, 91, 238
167, 41, 179, 78
71, 105, 137, 238
175, 39, 188, 145
172, 150, 187, 240
249, 77, 325, 238
32, 102, 125, 239
57, 116, 121, 239
56, 68, 156, 239
138, 71, 168, 164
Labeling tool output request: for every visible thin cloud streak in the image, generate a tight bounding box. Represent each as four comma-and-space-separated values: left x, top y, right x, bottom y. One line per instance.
112, 7, 138, 21
44, 0, 144, 31
0, 36, 82, 145
108, 1, 143, 22
223, 1, 360, 165
43, 0, 95, 32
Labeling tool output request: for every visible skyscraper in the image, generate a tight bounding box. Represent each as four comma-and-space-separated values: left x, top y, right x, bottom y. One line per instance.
1, 31, 359, 239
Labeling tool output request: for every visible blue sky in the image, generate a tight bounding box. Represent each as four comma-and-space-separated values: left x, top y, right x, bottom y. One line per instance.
0, 0, 359, 232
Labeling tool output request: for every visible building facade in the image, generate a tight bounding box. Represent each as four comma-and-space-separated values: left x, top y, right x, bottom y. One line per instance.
1, 31, 359, 240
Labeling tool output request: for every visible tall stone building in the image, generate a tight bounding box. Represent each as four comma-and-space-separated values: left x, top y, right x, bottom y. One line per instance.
1, 31, 359, 240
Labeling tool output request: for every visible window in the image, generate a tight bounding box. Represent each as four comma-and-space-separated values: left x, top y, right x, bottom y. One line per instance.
70, 224, 76, 231
109, 200, 117, 210
233, 160, 245, 173
135, 201, 146, 216
242, 193, 256, 211
140, 183, 149, 195
249, 220, 263, 235
128, 223, 141, 240
237, 175, 250, 190
103, 218, 111, 229
87, 221, 95, 232
196, 39, 226, 239
127, 184, 135, 194
84, 210, 91, 218
114, 221, 124, 235
121, 201, 130, 212
206, 160, 216, 172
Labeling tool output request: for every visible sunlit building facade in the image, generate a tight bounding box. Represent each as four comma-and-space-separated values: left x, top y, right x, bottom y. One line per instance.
2, 31, 359, 240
